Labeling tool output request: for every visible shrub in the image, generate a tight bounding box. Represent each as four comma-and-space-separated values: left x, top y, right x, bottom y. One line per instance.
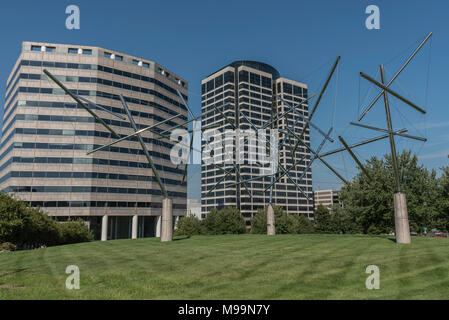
59, 219, 94, 244
0, 192, 92, 248
251, 206, 313, 234
203, 207, 246, 234
1, 242, 17, 252
175, 215, 205, 236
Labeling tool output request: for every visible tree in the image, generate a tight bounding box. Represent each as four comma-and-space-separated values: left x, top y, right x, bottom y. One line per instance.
0, 192, 93, 248
340, 150, 441, 234
437, 167, 449, 231
251, 206, 313, 234
203, 207, 246, 234
174, 215, 205, 236
314, 205, 332, 233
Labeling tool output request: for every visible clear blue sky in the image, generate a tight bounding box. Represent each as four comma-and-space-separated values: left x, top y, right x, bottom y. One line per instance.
0, 0, 448, 201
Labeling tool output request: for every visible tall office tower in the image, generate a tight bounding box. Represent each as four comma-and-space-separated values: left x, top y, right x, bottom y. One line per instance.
1, 42, 188, 240
201, 61, 313, 227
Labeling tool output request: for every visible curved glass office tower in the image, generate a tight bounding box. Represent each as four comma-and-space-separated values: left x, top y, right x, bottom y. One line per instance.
1, 42, 188, 239
201, 61, 313, 227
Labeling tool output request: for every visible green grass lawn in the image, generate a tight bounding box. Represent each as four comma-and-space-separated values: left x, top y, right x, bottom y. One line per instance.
1, 234, 448, 299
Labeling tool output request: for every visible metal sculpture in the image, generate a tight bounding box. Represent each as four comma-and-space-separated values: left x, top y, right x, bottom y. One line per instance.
204, 56, 345, 235
43, 69, 199, 242
318, 32, 432, 244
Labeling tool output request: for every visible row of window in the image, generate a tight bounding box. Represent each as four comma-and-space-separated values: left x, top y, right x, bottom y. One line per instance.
6, 87, 185, 122
3, 100, 186, 135
0, 157, 184, 176
7, 60, 187, 97
8, 73, 185, 112
202, 84, 235, 99
0, 170, 185, 187
28, 200, 186, 209
12, 127, 174, 151
202, 71, 235, 94
4, 186, 186, 197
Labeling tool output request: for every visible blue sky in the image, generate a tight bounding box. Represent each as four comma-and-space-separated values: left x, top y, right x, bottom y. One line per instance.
0, 0, 448, 200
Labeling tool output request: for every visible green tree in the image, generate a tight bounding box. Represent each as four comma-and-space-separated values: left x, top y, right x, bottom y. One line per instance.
340, 150, 441, 234
203, 207, 246, 234
0, 192, 93, 248
251, 206, 313, 234
174, 215, 205, 236
314, 205, 332, 233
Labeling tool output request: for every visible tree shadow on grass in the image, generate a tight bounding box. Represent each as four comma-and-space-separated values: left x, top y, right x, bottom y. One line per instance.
173, 236, 191, 242
0, 268, 29, 278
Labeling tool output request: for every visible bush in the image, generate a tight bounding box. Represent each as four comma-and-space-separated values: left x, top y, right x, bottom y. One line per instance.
251, 206, 313, 234
203, 207, 246, 234
0, 192, 93, 248
175, 215, 205, 236
59, 219, 94, 244
1, 242, 16, 252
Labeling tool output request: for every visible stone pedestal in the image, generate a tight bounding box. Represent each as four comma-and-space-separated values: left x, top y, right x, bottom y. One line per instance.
101, 215, 108, 241
267, 204, 275, 236
394, 193, 411, 244
155, 215, 161, 238
161, 198, 173, 242
132, 215, 138, 239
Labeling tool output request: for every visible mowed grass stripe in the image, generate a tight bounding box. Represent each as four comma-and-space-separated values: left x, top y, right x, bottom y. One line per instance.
0, 234, 448, 299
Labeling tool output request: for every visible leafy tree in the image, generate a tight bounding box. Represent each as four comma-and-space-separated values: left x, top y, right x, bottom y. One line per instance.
0, 192, 93, 248
59, 219, 94, 244
340, 150, 441, 234
251, 206, 313, 234
314, 205, 333, 233
203, 207, 246, 234
437, 167, 449, 231
174, 215, 205, 236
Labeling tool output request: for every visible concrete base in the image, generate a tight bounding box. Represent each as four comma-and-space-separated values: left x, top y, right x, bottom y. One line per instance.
155, 215, 161, 237
131, 215, 138, 239
161, 198, 173, 242
267, 204, 275, 236
394, 193, 411, 244
101, 215, 108, 241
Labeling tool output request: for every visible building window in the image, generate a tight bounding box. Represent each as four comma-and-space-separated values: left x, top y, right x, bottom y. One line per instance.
82, 49, 92, 55
224, 71, 234, 84
206, 79, 214, 92
142, 62, 150, 68
104, 52, 112, 58
46, 47, 56, 52
68, 48, 78, 54
239, 70, 249, 82
250, 73, 260, 85
215, 74, 223, 88
262, 76, 271, 88
283, 82, 293, 94
31, 46, 41, 51
115, 55, 123, 61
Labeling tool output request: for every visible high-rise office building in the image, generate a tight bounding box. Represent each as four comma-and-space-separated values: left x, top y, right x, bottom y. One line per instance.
201, 61, 313, 226
1, 42, 188, 240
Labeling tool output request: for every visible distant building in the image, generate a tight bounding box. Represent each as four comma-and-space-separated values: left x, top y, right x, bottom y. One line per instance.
201, 61, 313, 227
314, 190, 340, 211
187, 199, 204, 220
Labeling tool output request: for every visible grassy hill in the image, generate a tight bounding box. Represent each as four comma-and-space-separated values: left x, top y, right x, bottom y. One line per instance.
1, 234, 448, 299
